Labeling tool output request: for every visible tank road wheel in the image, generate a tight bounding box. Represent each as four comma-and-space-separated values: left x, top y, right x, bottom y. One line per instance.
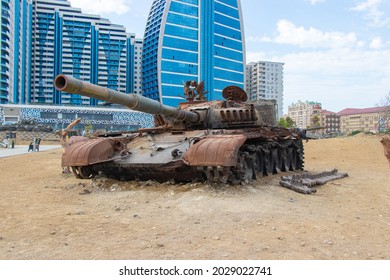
263, 150, 273, 176
229, 152, 254, 184
285, 147, 292, 171
254, 151, 264, 178
289, 147, 297, 171
279, 147, 289, 172
243, 156, 254, 182
71, 166, 98, 179
79, 166, 98, 179
272, 148, 281, 174
296, 141, 305, 170
71, 167, 82, 179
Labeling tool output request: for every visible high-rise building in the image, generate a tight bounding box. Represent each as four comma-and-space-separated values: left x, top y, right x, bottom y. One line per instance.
1, 0, 13, 104
246, 61, 284, 119
142, 0, 246, 107
287, 100, 322, 129
30, 0, 139, 105
0, 0, 142, 106
0, 0, 32, 104
126, 34, 143, 95
0, 0, 142, 105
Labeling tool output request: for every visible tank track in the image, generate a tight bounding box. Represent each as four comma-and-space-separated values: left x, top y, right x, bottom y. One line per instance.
203, 139, 304, 184
279, 169, 348, 194
71, 138, 304, 185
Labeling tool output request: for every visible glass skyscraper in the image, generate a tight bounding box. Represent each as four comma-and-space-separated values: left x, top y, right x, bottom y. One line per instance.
1, 0, 143, 107
126, 34, 144, 95
142, 0, 246, 107
31, 0, 139, 106
0, 0, 13, 104
0, 0, 32, 104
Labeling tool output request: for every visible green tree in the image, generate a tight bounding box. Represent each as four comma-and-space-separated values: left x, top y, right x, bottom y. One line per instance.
377, 91, 390, 132
278, 116, 295, 128
278, 118, 287, 128
310, 114, 320, 127
285, 116, 295, 128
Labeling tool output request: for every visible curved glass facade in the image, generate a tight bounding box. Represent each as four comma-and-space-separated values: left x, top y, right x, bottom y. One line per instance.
142, 0, 245, 107
142, 0, 167, 101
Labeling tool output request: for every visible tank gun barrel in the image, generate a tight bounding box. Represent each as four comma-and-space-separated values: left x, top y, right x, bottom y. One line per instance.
54, 74, 199, 123
305, 126, 325, 131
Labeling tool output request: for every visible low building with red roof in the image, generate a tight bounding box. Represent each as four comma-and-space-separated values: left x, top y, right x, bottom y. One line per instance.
338, 106, 389, 134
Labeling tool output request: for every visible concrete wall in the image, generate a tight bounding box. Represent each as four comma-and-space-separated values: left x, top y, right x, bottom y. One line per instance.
0, 131, 58, 142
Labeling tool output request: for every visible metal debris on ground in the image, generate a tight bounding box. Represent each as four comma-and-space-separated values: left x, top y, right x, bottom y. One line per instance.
380, 135, 390, 167
279, 169, 348, 194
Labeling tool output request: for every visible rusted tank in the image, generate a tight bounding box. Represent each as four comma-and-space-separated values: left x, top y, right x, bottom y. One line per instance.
380, 135, 390, 167
54, 74, 305, 184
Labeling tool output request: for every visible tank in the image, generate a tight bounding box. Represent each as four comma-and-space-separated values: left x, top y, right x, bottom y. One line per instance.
54, 74, 305, 184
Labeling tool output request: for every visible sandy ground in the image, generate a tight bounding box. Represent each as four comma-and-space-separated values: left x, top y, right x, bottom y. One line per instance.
0, 134, 389, 260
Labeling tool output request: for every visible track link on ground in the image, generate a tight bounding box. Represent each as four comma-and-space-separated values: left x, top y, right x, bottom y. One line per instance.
279, 169, 349, 194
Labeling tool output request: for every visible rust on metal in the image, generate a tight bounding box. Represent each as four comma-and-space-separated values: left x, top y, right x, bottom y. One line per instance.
279, 169, 349, 194
184, 80, 207, 102
184, 135, 247, 166
380, 135, 390, 167
62, 138, 126, 167
222, 86, 247, 102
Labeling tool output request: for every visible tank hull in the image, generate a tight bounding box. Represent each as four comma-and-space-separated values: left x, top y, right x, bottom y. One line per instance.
63, 127, 304, 184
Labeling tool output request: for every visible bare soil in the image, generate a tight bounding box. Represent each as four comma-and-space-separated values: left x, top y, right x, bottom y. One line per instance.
0, 135, 389, 260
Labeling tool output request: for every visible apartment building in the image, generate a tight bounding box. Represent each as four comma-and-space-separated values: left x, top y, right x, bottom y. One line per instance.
338, 107, 389, 134
246, 61, 284, 119
31, 0, 136, 105
287, 100, 322, 129
319, 110, 340, 134
0, 0, 32, 104
126, 34, 143, 95
1, 0, 142, 106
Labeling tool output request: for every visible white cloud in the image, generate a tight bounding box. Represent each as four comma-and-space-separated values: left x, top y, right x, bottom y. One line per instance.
252, 20, 359, 49
352, 0, 382, 11
245, 52, 268, 64
246, 48, 390, 112
351, 0, 388, 27
369, 37, 383, 49
281, 49, 390, 76
68, 0, 132, 15
305, 0, 326, 5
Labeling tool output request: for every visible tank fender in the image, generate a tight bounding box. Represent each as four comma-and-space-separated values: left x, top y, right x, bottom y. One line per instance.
62, 138, 129, 167
183, 135, 247, 166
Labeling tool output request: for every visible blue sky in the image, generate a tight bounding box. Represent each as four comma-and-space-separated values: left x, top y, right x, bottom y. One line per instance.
68, 0, 390, 114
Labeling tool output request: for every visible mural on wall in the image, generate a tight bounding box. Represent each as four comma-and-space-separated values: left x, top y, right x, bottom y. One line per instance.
18, 107, 154, 129
1, 105, 155, 135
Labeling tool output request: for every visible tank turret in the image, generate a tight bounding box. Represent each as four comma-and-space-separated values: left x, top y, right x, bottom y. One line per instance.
54, 74, 267, 130
54, 74, 304, 184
